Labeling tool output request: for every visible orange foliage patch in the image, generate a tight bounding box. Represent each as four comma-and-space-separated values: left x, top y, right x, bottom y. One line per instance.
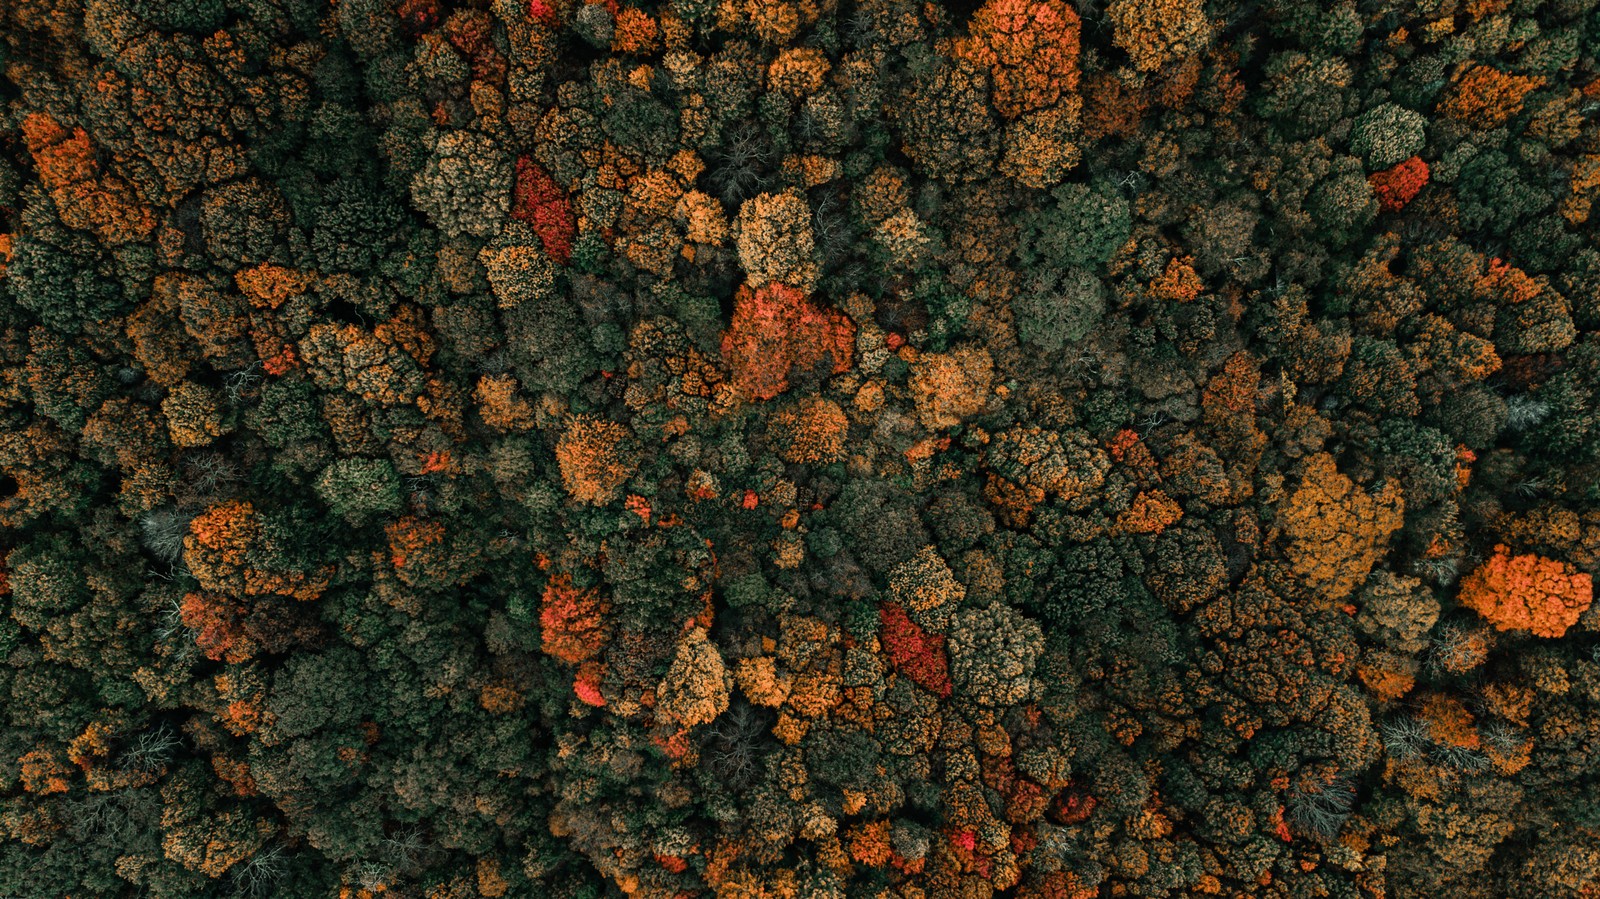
1457, 545, 1593, 638
1149, 256, 1202, 303
1281, 454, 1404, 602
769, 397, 849, 464
1108, 0, 1212, 74
476, 374, 536, 432
909, 346, 995, 430
1356, 651, 1416, 702
720, 283, 855, 401
19, 747, 72, 795
480, 681, 524, 714
1115, 489, 1183, 535
185, 501, 329, 601
540, 574, 611, 664
386, 516, 445, 571
236, 264, 315, 310
962, 0, 1082, 119
1420, 693, 1480, 750
611, 6, 661, 55
1439, 65, 1544, 130
556, 416, 637, 505
20, 113, 154, 245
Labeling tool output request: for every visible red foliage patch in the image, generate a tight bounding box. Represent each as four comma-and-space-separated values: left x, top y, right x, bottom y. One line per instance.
1369, 156, 1429, 213
1048, 787, 1098, 826
527, 0, 557, 25
395, 0, 440, 35
180, 593, 317, 664
540, 574, 610, 664
511, 157, 576, 263
574, 662, 607, 707
879, 602, 952, 697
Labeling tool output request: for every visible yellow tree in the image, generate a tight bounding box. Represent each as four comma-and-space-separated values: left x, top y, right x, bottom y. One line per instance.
1107, 0, 1213, 73
657, 628, 731, 729
555, 415, 638, 505
1280, 453, 1404, 602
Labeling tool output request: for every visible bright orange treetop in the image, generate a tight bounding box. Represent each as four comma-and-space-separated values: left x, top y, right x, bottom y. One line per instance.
1457, 545, 1593, 638
962, 0, 1082, 120
720, 282, 855, 401
540, 574, 610, 664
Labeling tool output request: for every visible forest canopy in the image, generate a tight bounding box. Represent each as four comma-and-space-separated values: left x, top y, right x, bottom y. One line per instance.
2, 0, 1600, 896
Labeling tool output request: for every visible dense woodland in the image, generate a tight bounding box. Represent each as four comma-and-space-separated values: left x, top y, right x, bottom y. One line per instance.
1, 0, 1599, 895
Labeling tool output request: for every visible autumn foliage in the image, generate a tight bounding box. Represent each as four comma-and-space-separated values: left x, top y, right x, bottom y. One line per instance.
879, 602, 953, 697
1439, 65, 1544, 130
720, 283, 855, 401
1457, 546, 1593, 638
510, 157, 576, 263
555, 415, 638, 505
1370, 156, 1430, 212
3, 0, 1599, 895
962, 0, 1082, 120
540, 574, 611, 664
1282, 453, 1405, 601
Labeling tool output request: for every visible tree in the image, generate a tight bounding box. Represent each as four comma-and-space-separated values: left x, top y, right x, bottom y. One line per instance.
734, 190, 819, 292
769, 397, 849, 464
540, 574, 611, 665
1281, 453, 1404, 602
19, 112, 154, 246
1011, 267, 1106, 352
510, 157, 576, 264
555, 415, 638, 505
1457, 546, 1593, 638
878, 602, 952, 698
1369, 156, 1429, 212
908, 346, 994, 430
1017, 182, 1131, 271
888, 545, 966, 630
161, 382, 229, 448
657, 628, 731, 729
947, 604, 1043, 707
895, 54, 1001, 183
1350, 104, 1427, 170
314, 458, 403, 525
410, 130, 512, 239
1108, 0, 1213, 74
719, 282, 855, 401
962, 0, 1082, 120
183, 500, 331, 601
983, 427, 1110, 525
1439, 65, 1544, 130
1307, 155, 1378, 247
1356, 571, 1439, 654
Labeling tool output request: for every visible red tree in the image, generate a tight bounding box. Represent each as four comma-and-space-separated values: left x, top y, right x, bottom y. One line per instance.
511, 157, 576, 263
879, 602, 953, 697
540, 575, 611, 664
1369, 156, 1429, 213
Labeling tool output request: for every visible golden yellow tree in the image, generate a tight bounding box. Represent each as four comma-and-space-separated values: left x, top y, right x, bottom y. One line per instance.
657, 628, 732, 729
555, 416, 638, 505
1107, 0, 1213, 73
1281, 453, 1404, 601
